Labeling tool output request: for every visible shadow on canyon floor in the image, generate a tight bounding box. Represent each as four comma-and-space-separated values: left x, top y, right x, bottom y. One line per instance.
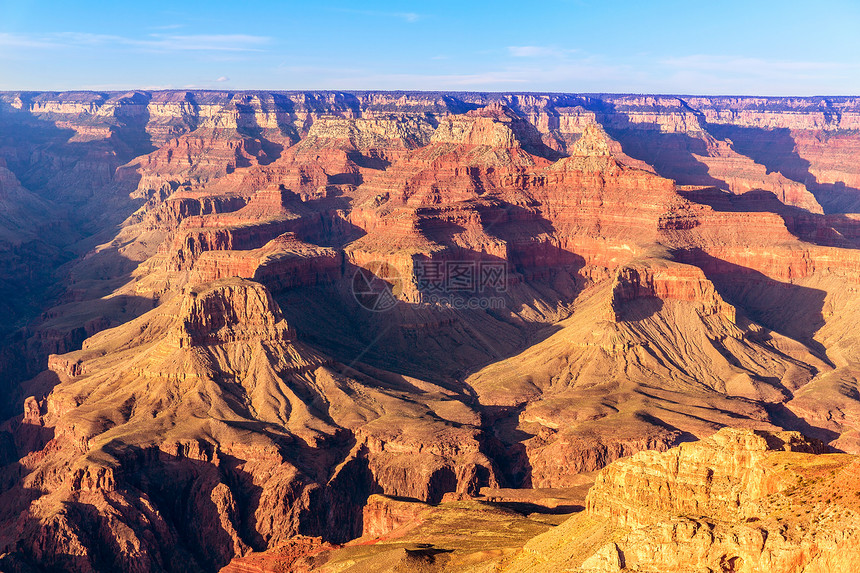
272, 198, 583, 388
702, 121, 860, 214
764, 402, 843, 449
678, 186, 860, 249
675, 248, 831, 364
592, 101, 732, 190
0, 99, 162, 418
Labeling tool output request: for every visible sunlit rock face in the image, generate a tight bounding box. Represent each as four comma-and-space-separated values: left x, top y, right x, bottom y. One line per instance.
502, 429, 860, 573
1, 91, 860, 571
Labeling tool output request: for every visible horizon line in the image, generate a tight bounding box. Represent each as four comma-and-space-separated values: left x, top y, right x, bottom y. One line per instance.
1, 89, 859, 99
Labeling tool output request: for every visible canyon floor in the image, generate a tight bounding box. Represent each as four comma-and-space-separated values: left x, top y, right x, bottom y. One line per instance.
0, 91, 859, 572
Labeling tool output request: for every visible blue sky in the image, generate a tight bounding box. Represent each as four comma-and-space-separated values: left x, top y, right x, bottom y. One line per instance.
1, 0, 859, 95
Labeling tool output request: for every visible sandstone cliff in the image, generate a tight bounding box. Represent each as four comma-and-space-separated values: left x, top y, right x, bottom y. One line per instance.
503, 429, 860, 573
1, 91, 860, 571
0, 279, 497, 571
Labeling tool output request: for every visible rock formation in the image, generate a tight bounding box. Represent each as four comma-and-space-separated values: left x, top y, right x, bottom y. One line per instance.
0, 279, 497, 571
0, 91, 859, 571
503, 429, 860, 572
220, 430, 860, 572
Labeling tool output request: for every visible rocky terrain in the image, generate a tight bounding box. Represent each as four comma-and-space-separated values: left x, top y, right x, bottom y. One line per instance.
499, 428, 860, 573
0, 90, 859, 571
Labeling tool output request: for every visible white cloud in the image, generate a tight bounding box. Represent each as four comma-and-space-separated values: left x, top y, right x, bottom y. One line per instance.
79, 82, 177, 90
215, 76, 230, 82
0, 32, 272, 54
286, 58, 635, 91
149, 34, 270, 52
0, 33, 63, 49
328, 8, 427, 23
660, 55, 847, 74
508, 46, 565, 58
656, 54, 860, 95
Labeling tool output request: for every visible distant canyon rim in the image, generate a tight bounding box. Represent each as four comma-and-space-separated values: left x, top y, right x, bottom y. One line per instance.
0, 90, 859, 572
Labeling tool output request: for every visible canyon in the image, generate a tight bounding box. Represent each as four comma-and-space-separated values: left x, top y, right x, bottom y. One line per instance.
0, 90, 859, 571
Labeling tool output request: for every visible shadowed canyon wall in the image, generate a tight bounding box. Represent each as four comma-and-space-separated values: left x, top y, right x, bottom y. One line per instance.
0, 91, 859, 571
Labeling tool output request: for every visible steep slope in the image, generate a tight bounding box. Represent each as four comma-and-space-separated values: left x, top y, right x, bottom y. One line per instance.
504, 428, 860, 573
0, 279, 497, 571
0, 91, 859, 571
219, 430, 860, 573
467, 258, 829, 487
0, 161, 69, 333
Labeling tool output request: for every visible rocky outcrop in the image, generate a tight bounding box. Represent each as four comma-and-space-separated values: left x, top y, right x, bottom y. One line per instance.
2, 91, 860, 572
0, 279, 498, 571
192, 233, 342, 289
608, 261, 736, 321
575, 429, 859, 573
171, 280, 296, 347
361, 494, 430, 539
144, 193, 250, 230
502, 429, 860, 573
586, 428, 826, 528
219, 536, 335, 573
